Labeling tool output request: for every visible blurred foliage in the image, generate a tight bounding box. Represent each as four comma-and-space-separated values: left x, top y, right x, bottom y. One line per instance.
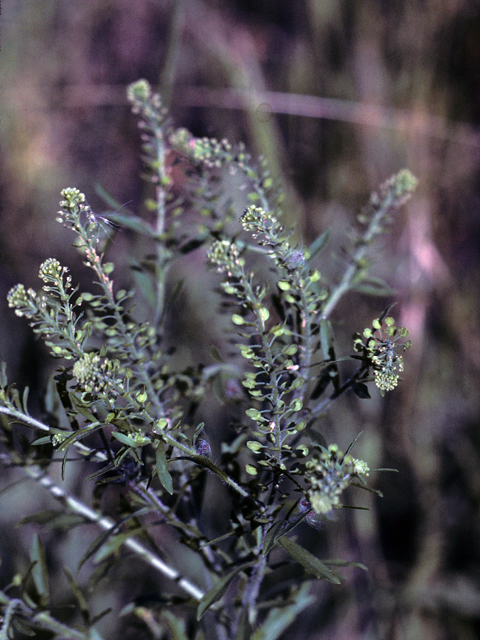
1, 1, 480, 639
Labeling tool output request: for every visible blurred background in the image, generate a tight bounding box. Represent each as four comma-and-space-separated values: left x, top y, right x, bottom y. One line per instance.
1, 1, 480, 639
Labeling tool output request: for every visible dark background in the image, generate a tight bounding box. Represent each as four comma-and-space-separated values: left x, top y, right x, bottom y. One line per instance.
1, 1, 480, 639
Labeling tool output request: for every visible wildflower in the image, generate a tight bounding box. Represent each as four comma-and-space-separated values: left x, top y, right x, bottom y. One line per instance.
207, 240, 244, 274
73, 352, 118, 394
354, 315, 411, 394
7, 284, 38, 318
304, 445, 369, 517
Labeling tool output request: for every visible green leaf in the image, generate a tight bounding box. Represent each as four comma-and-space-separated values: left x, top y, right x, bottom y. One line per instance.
159, 610, 190, 640
319, 319, 340, 391
322, 558, 368, 571
31, 436, 54, 446
351, 276, 396, 297
69, 392, 98, 422
192, 422, 205, 448
57, 422, 103, 479
130, 265, 157, 307
112, 431, 148, 447
308, 228, 331, 261
262, 510, 308, 556
18, 509, 63, 526
278, 537, 341, 583
63, 566, 90, 623
93, 527, 144, 564
197, 561, 255, 620
30, 533, 50, 606
234, 609, 252, 640
156, 440, 173, 494
251, 583, 315, 640
320, 318, 334, 361
97, 210, 156, 237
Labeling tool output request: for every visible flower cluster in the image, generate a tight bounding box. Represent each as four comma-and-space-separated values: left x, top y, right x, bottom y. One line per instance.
241, 205, 307, 273
354, 316, 411, 393
127, 79, 164, 122
73, 352, 119, 394
7, 284, 39, 318
371, 168, 419, 209
170, 128, 234, 170
206, 240, 244, 276
305, 445, 369, 516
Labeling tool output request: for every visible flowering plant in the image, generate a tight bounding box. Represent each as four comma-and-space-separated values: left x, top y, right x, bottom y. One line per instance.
0, 80, 416, 640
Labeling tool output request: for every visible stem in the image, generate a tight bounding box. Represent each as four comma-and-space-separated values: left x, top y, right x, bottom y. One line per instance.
236, 552, 268, 634
22, 465, 205, 601
310, 364, 368, 419
0, 593, 95, 640
242, 275, 282, 465
321, 191, 395, 320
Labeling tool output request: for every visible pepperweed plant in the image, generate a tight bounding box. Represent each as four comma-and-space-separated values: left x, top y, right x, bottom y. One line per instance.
0, 80, 416, 640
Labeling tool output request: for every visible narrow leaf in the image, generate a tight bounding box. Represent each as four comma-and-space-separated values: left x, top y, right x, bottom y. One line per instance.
351, 382, 371, 399
93, 527, 144, 564
69, 393, 98, 422
278, 537, 341, 583
197, 561, 255, 620
251, 583, 314, 640
30, 533, 50, 605
320, 318, 334, 360
262, 511, 308, 556
192, 422, 205, 448
98, 211, 156, 237
323, 559, 368, 571
18, 510, 63, 526
351, 281, 395, 296
308, 228, 331, 260
131, 266, 156, 307
112, 431, 148, 448
156, 440, 173, 494
63, 566, 90, 622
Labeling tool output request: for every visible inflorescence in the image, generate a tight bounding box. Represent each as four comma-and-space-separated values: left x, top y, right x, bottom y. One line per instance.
354, 315, 412, 393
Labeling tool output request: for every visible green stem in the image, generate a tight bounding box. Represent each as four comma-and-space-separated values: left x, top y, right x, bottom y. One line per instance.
242, 275, 282, 465
0, 592, 94, 640
321, 192, 395, 320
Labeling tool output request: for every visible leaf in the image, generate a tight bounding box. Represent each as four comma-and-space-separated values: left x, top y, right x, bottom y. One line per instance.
63, 566, 90, 623
351, 382, 371, 399
209, 346, 224, 363
351, 276, 396, 297
98, 210, 156, 237
234, 609, 252, 640
111, 431, 148, 447
17, 509, 64, 526
31, 436, 53, 446
308, 228, 331, 261
30, 533, 50, 606
11, 617, 36, 636
69, 392, 98, 422
278, 537, 341, 583
156, 440, 173, 494
310, 369, 331, 400
192, 422, 205, 448
251, 583, 315, 640
262, 510, 309, 556
93, 527, 144, 564
322, 559, 368, 571
320, 318, 334, 361
130, 265, 157, 307
160, 610, 189, 640
197, 561, 255, 620
179, 235, 209, 254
